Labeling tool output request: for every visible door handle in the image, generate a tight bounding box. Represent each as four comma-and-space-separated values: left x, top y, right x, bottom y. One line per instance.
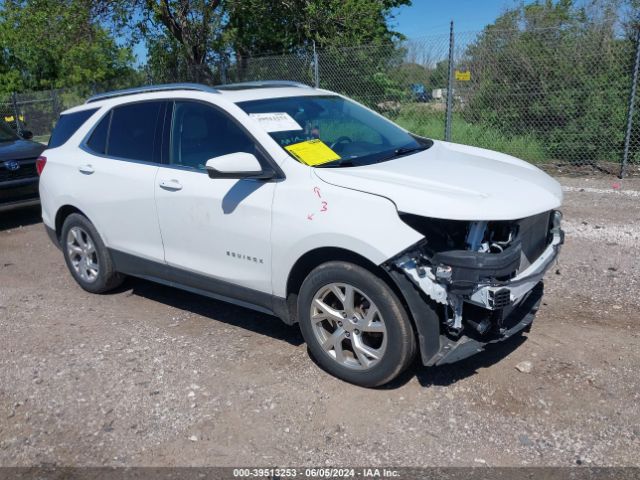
78, 164, 94, 175
159, 179, 183, 191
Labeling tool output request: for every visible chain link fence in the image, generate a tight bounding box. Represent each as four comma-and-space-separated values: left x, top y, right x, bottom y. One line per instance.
0, 85, 106, 142
0, 94, 26, 136
219, 26, 639, 176
452, 26, 639, 176
2, 22, 639, 176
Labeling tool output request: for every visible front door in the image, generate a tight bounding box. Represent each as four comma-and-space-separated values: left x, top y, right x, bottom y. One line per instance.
154, 100, 275, 296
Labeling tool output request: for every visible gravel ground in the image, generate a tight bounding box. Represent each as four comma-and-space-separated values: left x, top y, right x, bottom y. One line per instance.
1, 176, 639, 468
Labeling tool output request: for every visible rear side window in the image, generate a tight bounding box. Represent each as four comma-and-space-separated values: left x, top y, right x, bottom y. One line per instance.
107, 101, 163, 162
49, 109, 98, 148
86, 112, 111, 155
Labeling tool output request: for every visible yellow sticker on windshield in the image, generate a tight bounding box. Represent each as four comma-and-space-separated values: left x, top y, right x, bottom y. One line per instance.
284, 139, 340, 166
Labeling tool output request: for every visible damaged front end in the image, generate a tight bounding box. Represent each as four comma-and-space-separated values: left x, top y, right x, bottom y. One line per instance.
384, 210, 564, 366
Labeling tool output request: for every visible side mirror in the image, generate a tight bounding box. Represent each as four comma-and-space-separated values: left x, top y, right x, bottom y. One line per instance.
21, 130, 33, 140
205, 152, 274, 180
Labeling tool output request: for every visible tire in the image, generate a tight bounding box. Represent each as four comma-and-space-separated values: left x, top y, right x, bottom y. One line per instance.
298, 261, 416, 387
60, 213, 124, 293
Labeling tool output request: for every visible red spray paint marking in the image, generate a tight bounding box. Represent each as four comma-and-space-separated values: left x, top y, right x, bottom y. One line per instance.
320, 201, 328, 212
307, 213, 314, 221
313, 187, 322, 198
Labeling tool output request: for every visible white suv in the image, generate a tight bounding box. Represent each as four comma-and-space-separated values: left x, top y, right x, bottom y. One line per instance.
39, 82, 563, 387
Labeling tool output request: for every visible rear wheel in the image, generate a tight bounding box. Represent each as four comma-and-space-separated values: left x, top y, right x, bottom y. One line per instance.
298, 261, 415, 387
61, 213, 124, 293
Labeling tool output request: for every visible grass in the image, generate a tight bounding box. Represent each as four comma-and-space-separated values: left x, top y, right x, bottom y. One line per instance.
390, 104, 548, 164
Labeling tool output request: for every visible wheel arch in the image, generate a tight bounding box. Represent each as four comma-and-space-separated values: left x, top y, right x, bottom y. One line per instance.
54, 205, 88, 240
284, 247, 417, 337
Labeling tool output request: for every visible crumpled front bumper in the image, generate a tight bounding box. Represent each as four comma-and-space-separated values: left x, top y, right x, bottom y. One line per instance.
384, 211, 563, 366
467, 219, 563, 310
399, 212, 563, 310
428, 282, 543, 366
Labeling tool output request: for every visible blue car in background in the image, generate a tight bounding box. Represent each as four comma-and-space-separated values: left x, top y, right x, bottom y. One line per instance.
410, 83, 431, 102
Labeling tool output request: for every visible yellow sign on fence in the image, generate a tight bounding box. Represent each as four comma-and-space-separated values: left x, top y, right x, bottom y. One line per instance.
455, 70, 471, 81
3, 114, 25, 123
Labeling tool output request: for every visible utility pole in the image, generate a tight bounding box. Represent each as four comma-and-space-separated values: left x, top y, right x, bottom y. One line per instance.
313, 41, 320, 88
445, 21, 455, 142
621, 16, 640, 178
11, 92, 22, 135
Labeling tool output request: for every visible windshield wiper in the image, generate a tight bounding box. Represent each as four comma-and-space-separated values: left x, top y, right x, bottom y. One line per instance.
315, 158, 355, 168
315, 145, 426, 168
394, 145, 428, 156
376, 145, 427, 163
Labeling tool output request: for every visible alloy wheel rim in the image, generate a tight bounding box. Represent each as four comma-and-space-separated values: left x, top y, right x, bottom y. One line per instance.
310, 283, 387, 370
66, 226, 99, 283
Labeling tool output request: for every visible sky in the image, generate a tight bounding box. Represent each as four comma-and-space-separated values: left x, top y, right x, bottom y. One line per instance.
390, 0, 523, 38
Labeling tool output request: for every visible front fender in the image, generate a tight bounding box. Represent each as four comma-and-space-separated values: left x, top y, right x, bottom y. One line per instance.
270, 161, 423, 297
384, 267, 443, 365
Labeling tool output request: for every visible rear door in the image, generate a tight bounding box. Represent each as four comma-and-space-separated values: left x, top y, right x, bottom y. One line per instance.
77, 100, 166, 262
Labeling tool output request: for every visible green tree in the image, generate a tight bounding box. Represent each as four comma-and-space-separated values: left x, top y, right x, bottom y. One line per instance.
226, 0, 410, 85
226, 0, 410, 54
427, 59, 449, 91
136, 0, 227, 82
103, 0, 410, 83
462, 0, 635, 163
0, 0, 136, 95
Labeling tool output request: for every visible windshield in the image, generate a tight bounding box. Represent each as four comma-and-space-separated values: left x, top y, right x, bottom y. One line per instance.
237, 95, 431, 167
0, 120, 18, 143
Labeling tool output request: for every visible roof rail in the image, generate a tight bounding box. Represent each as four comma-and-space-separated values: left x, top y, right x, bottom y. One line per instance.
214, 80, 313, 90
85, 83, 219, 104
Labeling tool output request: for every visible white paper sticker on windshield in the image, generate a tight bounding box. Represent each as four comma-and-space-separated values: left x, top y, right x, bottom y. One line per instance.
249, 112, 302, 132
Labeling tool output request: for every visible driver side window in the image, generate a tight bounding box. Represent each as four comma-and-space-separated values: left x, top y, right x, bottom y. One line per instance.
170, 101, 255, 170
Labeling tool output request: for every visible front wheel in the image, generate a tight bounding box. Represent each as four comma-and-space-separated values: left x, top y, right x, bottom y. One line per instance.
298, 261, 416, 387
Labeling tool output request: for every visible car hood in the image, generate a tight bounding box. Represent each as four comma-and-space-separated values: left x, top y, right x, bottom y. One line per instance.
313, 140, 563, 221
0, 139, 45, 162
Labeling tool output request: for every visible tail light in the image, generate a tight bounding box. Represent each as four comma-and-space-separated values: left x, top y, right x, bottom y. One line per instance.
36, 156, 46, 175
